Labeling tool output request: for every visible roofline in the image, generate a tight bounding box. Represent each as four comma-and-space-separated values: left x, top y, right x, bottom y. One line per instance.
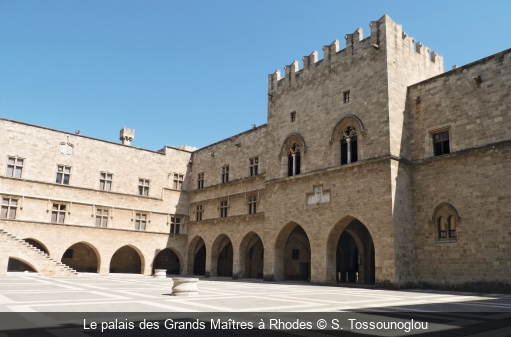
408, 47, 511, 88
0, 117, 190, 155
192, 123, 267, 153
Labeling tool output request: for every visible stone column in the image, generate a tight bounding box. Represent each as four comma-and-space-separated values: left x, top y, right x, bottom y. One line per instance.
205, 243, 212, 278
346, 137, 351, 164
292, 153, 296, 176
231, 247, 240, 280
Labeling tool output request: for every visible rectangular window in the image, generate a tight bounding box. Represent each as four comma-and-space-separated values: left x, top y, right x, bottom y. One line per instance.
51, 204, 66, 223
219, 200, 228, 218
173, 174, 184, 190
170, 217, 181, 234
56, 165, 71, 185
290, 111, 296, 123
135, 213, 147, 230
95, 209, 109, 227
99, 172, 113, 191
6, 157, 23, 178
343, 91, 350, 103
292, 249, 300, 260
433, 130, 450, 156
248, 195, 258, 214
196, 205, 203, 221
1, 198, 18, 219
249, 157, 259, 176
197, 173, 204, 189
222, 165, 229, 183
138, 179, 150, 196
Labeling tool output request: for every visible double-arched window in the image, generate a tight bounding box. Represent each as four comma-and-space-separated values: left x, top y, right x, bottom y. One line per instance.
287, 143, 301, 176
432, 203, 460, 242
330, 115, 365, 166
280, 134, 307, 177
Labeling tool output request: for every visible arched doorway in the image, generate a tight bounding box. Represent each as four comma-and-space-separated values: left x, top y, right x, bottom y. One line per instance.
61, 242, 100, 273
23, 238, 50, 255
110, 246, 143, 274
329, 218, 375, 285
7, 257, 37, 272
274, 223, 311, 281
187, 236, 206, 276
211, 234, 233, 277
153, 248, 181, 275
239, 232, 264, 279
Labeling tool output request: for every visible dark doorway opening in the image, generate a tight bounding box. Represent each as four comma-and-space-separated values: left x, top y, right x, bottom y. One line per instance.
193, 245, 206, 276
153, 248, 180, 275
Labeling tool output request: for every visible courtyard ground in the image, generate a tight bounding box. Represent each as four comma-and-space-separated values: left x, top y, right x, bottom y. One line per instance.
1, 274, 511, 336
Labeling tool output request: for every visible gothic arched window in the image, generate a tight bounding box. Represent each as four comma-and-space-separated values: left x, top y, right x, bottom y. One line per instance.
341, 126, 358, 165
280, 133, 306, 178
433, 203, 459, 242
288, 143, 301, 176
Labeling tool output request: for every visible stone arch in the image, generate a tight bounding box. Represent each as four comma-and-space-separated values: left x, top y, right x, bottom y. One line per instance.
330, 115, 365, 165
325, 216, 376, 285
23, 238, 50, 255
329, 114, 366, 142
152, 247, 182, 275
431, 202, 461, 222
109, 245, 144, 274
238, 231, 264, 279
7, 257, 37, 272
432, 202, 460, 242
279, 133, 307, 177
61, 241, 101, 273
187, 236, 206, 276
274, 222, 311, 281
211, 234, 233, 277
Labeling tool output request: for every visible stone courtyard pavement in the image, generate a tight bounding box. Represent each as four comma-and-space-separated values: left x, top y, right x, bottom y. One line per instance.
1, 273, 511, 312
1, 274, 511, 336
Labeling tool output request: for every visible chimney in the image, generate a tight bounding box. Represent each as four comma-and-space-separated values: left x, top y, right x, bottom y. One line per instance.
120, 127, 135, 146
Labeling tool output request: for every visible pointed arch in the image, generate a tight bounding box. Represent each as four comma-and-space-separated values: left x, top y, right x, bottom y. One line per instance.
211, 234, 233, 277
329, 114, 366, 143
279, 133, 307, 177
431, 202, 461, 222
7, 257, 38, 272
326, 216, 376, 285
330, 115, 365, 165
239, 231, 265, 279
23, 238, 50, 255
279, 133, 307, 157
274, 222, 311, 281
109, 245, 144, 274
61, 241, 101, 273
187, 236, 206, 275
152, 247, 182, 275
432, 202, 460, 242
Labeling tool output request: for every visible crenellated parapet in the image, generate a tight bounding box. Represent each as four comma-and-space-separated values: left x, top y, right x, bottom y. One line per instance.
267, 14, 443, 93
345, 28, 363, 55
401, 31, 443, 66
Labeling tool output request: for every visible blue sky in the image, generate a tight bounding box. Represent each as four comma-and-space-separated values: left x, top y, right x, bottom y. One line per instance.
1, 1, 509, 150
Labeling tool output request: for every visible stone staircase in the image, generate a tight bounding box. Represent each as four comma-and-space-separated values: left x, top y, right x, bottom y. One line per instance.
0, 228, 78, 276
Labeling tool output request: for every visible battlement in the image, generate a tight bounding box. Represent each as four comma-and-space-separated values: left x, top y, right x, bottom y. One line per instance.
268, 15, 443, 93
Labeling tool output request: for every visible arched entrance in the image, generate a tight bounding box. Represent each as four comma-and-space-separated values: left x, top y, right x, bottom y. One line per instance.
61, 242, 100, 273
110, 245, 143, 274
23, 238, 50, 255
274, 223, 311, 281
7, 257, 37, 272
328, 218, 375, 285
239, 232, 264, 279
152, 248, 181, 275
211, 234, 233, 277
187, 236, 206, 276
